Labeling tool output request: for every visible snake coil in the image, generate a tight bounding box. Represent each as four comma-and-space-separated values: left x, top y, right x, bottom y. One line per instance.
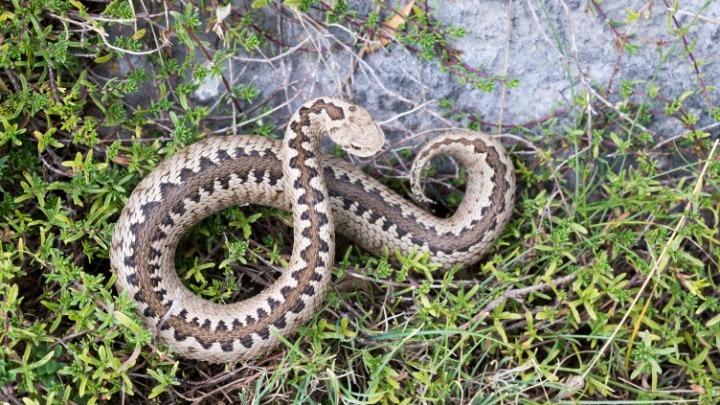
110, 98, 515, 363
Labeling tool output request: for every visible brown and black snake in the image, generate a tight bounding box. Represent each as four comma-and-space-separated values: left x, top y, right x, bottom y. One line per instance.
110, 98, 515, 363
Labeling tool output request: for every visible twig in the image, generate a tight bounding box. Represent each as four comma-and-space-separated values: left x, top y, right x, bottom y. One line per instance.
233, 36, 313, 63
47, 67, 61, 103
377, 100, 434, 126
663, 0, 714, 112
459, 274, 578, 330
343, 267, 482, 291
3, 68, 21, 92
182, 25, 244, 114
209, 92, 302, 135
652, 121, 720, 150
588, 0, 628, 93
668, 8, 720, 24
584, 85, 656, 137
49, 13, 169, 56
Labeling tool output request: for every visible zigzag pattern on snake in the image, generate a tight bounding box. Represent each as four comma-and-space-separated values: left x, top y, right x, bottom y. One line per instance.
110, 98, 515, 363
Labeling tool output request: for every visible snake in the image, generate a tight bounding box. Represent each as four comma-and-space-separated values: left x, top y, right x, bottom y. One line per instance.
110, 98, 516, 363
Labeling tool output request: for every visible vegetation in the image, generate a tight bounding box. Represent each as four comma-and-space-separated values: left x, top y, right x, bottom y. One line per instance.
0, 0, 718, 404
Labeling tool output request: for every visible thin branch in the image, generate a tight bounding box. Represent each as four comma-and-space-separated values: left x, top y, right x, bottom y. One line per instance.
460, 274, 578, 330
49, 13, 169, 56
182, 24, 244, 114
663, 0, 714, 111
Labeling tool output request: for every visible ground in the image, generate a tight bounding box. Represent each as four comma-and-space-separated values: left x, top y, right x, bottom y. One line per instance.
0, 1, 719, 404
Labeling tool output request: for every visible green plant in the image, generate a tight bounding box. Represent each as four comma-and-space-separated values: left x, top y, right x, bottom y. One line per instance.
1, 0, 719, 403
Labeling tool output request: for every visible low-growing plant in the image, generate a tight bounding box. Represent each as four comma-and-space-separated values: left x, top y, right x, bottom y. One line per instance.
1, 0, 718, 404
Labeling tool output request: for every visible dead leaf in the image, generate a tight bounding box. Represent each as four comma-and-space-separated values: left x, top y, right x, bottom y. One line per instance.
212, 3, 233, 41
112, 154, 131, 166
602, 210, 630, 232
162, 28, 175, 56
365, 0, 415, 54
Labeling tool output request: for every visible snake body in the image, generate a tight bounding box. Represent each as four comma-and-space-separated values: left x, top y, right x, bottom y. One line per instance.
110, 98, 515, 363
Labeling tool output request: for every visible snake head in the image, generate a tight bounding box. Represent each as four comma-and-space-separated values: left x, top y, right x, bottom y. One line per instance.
325, 101, 385, 158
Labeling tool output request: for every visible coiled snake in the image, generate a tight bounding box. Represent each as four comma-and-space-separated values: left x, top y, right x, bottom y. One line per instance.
110, 98, 515, 363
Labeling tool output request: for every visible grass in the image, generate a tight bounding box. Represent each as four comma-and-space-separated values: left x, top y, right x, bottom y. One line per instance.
1, 0, 719, 404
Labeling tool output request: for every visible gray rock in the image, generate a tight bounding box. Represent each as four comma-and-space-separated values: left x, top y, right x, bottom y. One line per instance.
103, 1, 720, 146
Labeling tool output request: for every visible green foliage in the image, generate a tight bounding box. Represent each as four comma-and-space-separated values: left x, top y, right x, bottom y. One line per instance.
1, 0, 719, 403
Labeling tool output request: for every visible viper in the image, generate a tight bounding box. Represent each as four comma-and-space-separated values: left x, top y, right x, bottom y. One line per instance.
110, 98, 515, 363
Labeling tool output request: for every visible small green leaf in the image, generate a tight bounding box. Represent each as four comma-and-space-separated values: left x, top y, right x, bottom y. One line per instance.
131, 29, 146, 40
251, 0, 272, 7
570, 223, 588, 235
69, 0, 85, 10
28, 350, 55, 370
707, 314, 720, 328
5, 283, 19, 307
283, 0, 303, 8
113, 311, 142, 335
